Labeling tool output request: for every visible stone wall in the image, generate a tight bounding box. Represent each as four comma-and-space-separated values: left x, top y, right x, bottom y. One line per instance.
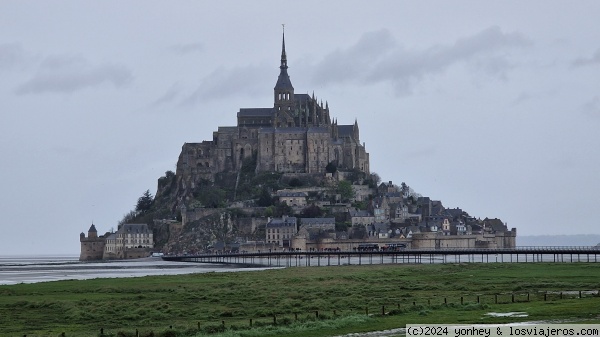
79, 235, 106, 261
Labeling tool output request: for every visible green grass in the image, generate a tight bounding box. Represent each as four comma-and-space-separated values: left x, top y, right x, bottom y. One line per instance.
1, 263, 600, 336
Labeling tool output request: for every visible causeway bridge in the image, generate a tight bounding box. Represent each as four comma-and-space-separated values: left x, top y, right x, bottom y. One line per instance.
162, 246, 600, 267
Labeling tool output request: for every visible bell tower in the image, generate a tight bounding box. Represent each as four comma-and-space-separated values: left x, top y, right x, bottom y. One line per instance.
273, 25, 295, 127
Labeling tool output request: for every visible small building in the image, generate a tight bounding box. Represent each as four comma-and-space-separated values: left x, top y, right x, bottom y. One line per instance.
277, 191, 308, 207
79, 224, 106, 261
266, 216, 297, 248
299, 217, 336, 231
103, 223, 154, 259
349, 209, 374, 226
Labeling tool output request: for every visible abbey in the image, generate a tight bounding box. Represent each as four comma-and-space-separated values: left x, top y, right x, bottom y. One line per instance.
177, 32, 370, 182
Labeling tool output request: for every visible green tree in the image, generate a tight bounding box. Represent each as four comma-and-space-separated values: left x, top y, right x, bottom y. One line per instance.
119, 210, 137, 226
257, 188, 274, 207
301, 204, 323, 218
194, 186, 226, 208
135, 190, 154, 214
273, 202, 292, 217
337, 180, 355, 202
288, 178, 303, 187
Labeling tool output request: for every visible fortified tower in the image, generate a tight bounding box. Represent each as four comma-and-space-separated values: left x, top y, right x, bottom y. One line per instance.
79, 223, 106, 261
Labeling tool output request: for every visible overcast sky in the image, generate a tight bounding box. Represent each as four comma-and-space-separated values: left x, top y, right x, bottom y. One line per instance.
1, 1, 599, 255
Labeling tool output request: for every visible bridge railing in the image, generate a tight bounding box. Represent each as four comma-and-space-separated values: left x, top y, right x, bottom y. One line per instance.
163, 246, 600, 259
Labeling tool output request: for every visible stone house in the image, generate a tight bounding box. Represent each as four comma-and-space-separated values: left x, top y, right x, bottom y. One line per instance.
276, 190, 308, 207
80, 223, 154, 261
103, 223, 154, 259
299, 217, 336, 231
265, 216, 297, 248
349, 209, 374, 226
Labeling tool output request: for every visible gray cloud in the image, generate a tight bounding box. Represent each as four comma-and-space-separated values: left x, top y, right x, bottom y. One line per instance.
153, 83, 182, 106
582, 96, 600, 119
311, 29, 396, 85
312, 26, 532, 95
15, 55, 133, 94
170, 42, 204, 55
182, 63, 271, 105
572, 48, 600, 67
162, 27, 531, 106
511, 92, 533, 106
0, 43, 30, 70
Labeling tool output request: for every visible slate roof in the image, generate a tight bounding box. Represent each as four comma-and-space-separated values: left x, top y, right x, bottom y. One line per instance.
121, 224, 151, 234
238, 108, 274, 117
295, 93, 311, 103
88, 224, 97, 232
306, 127, 329, 133
349, 209, 372, 217
338, 125, 355, 137
277, 191, 308, 197
370, 222, 390, 233
445, 208, 464, 218
275, 68, 294, 90
217, 126, 237, 133
300, 218, 335, 225
266, 217, 297, 228
274, 127, 307, 133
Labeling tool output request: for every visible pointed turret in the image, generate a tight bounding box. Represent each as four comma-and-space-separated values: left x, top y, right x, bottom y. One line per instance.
88, 223, 98, 238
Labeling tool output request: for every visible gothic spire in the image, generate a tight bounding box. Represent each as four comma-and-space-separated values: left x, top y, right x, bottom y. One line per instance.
280, 25, 287, 70
274, 26, 294, 92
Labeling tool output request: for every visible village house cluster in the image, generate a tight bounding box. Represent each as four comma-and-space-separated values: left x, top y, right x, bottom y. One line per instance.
79, 223, 154, 261
259, 180, 515, 252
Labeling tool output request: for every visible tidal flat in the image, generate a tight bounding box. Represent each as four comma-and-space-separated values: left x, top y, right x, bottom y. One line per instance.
1, 263, 599, 337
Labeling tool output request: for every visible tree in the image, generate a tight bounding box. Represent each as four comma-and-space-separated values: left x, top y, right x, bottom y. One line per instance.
273, 202, 292, 217
337, 180, 355, 202
193, 186, 226, 208
288, 178, 302, 187
257, 188, 274, 207
135, 190, 154, 214
119, 210, 137, 226
366, 172, 381, 188
301, 204, 323, 218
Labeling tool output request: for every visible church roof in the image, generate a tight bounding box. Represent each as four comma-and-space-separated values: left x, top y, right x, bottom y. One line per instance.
274, 127, 306, 133
295, 93, 310, 102
338, 125, 355, 137
238, 108, 274, 117
217, 126, 237, 133
307, 127, 329, 133
275, 69, 294, 91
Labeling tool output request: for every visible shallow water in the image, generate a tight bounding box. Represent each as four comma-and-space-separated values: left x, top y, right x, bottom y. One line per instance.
0, 255, 270, 285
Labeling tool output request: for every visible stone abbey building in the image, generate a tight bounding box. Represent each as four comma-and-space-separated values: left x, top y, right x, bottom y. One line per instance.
177, 32, 370, 183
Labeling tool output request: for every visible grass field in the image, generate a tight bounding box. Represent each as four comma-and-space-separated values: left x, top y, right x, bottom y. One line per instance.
1, 263, 600, 337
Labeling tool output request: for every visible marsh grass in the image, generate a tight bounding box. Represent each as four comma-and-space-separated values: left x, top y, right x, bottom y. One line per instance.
1, 263, 600, 336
